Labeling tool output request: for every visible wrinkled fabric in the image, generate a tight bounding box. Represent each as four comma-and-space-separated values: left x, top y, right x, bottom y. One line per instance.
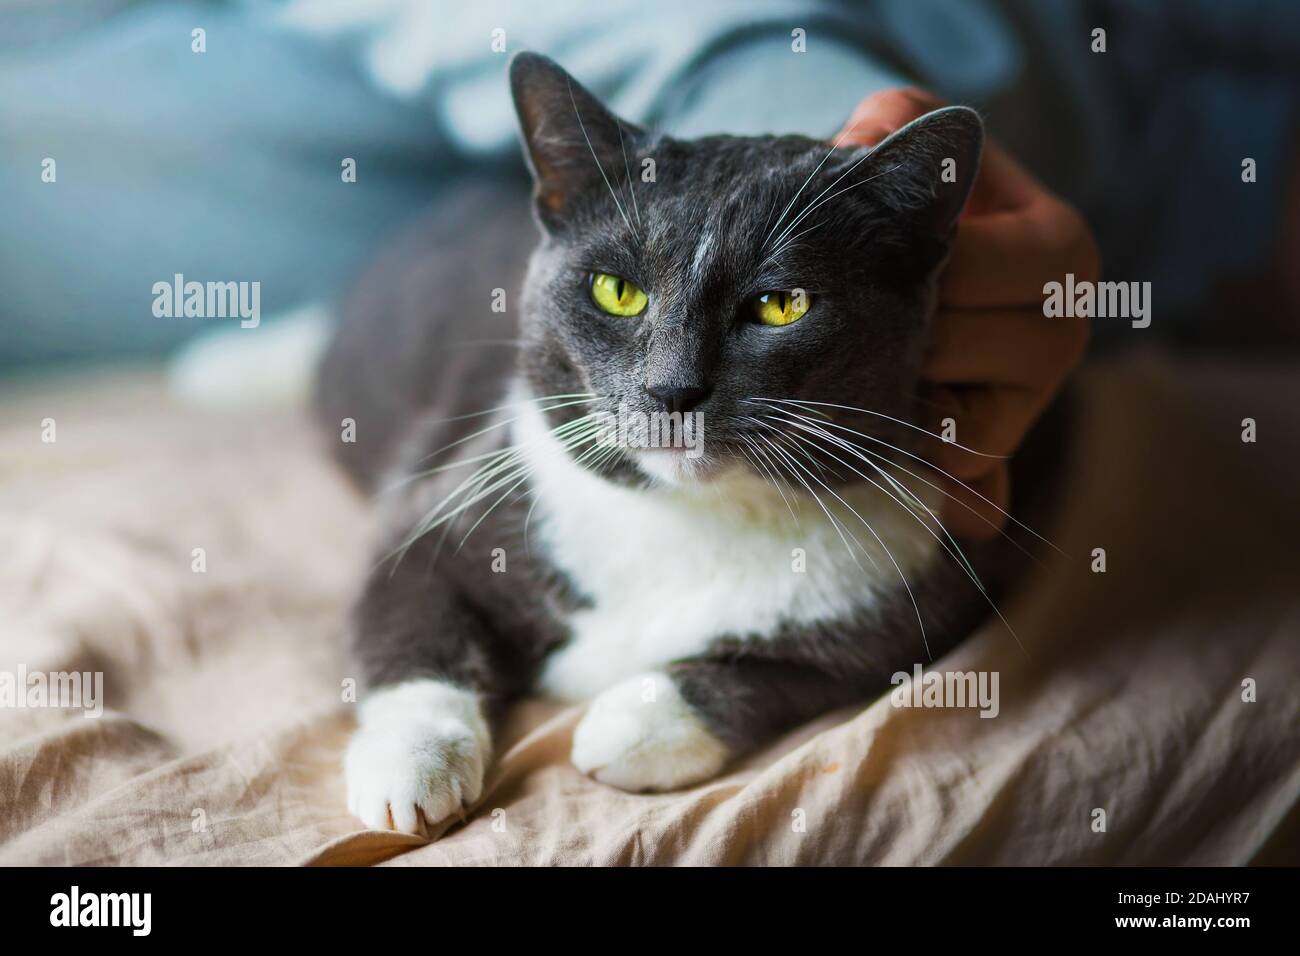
0, 355, 1297, 866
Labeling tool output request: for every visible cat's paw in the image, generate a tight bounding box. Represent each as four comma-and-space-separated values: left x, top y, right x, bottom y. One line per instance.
571, 672, 730, 792
344, 679, 491, 835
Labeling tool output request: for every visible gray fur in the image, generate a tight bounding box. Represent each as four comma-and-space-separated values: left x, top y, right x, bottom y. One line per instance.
316, 53, 1059, 762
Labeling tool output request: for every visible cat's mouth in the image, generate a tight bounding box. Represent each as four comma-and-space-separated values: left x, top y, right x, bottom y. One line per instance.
629, 446, 729, 486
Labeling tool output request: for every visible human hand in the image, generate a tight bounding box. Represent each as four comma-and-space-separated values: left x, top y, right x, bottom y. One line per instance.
838, 88, 1096, 540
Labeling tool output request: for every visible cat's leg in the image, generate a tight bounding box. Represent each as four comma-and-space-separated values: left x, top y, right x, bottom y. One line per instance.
343, 532, 522, 835
571, 660, 869, 792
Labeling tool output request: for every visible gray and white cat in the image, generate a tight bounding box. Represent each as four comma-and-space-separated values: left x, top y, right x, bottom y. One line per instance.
316, 53, 1054, 834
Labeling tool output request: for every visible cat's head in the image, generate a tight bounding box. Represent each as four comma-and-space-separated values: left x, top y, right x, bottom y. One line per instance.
509, 53, 982, 489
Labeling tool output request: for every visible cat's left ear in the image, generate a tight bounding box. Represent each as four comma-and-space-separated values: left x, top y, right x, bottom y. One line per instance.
509, 52, 644, 228
847, 106, 985, 237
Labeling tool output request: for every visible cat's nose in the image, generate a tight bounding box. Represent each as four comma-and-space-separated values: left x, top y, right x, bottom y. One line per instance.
645, 384, 711, 414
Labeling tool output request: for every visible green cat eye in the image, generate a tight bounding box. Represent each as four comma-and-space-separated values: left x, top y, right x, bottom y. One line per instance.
590, 272, 648, 317
752, 290, 812, 327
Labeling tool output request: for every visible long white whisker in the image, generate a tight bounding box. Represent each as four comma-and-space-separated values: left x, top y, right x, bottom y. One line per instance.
418, 392, 597, 428
768, 163, 903, 257
746, 433, 805, 515
763, 408, 982, 584
443, 417, 601, 520
389, 417, 604, 566
455, 467, 539, 551
568, 80, 634, 236
760, 407, 1028, 656
762, 108, 885, 248
755, 416, 840, 482
738, 433, 800, 528
416, 413, 602, 519
443, 424, 608, 553
755, 398, 1059, 554
757, 396, 1006, 459
748, 418, 879, 573
784, 413, 1038, 561
449, 417, 609, 551
752, 417, 930, 659
394, 395, 601, 487
522, 434, 628, 558
453, 410, 623, 552
754, 429, 872, 572
617, 120, 642, 231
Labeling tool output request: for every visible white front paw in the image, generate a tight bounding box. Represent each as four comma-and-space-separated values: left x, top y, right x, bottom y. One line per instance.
345, 679, 491, 835
571, 672, 730, 792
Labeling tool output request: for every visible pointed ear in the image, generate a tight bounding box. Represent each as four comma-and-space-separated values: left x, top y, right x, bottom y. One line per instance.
509, 52, 643, 226
849, 106, 984, 238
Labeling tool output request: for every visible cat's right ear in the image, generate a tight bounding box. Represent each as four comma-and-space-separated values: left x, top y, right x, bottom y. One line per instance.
842, 106, 985, 240
510, 52, 643, 229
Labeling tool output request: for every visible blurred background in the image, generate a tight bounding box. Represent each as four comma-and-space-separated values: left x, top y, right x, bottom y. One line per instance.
2, 0, 1299, 391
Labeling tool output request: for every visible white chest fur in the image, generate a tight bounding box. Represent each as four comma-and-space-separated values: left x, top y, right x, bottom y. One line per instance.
515, 403, 941, 700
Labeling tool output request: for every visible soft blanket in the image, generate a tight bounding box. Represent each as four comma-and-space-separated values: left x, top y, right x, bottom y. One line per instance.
1, 354, 1296, 865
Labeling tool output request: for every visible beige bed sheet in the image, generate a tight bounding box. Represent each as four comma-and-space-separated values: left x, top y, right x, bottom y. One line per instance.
0, 353, 1296, 866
